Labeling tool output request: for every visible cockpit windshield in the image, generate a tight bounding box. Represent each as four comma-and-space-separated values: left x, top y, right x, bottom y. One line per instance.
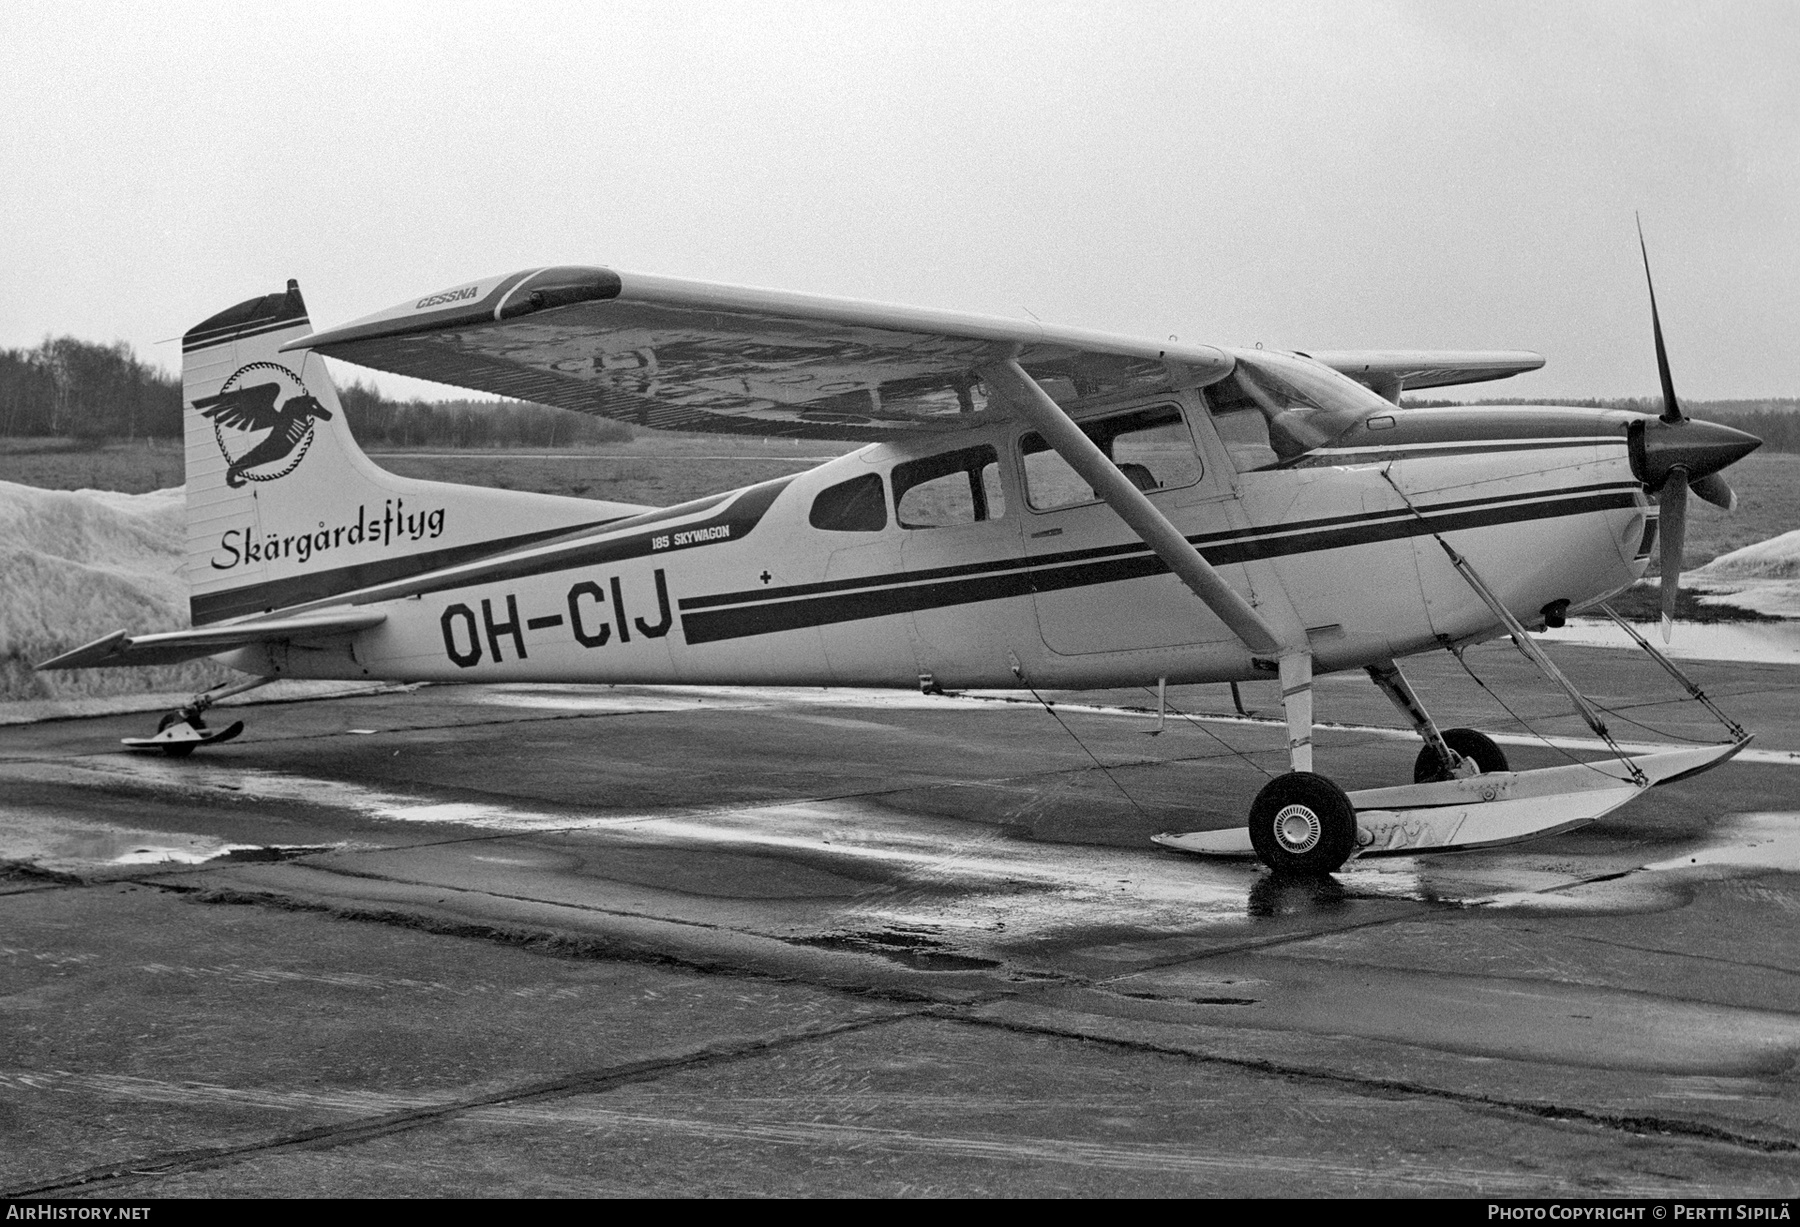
1202, 352, 1392, 470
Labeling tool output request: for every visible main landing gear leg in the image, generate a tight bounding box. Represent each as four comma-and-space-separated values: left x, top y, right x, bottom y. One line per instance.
124, 676, 272, 757
1248, 651, 1358, 877
1366, 659, 1509, 783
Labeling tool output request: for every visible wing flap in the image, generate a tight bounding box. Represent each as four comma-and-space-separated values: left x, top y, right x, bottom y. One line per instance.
37, 610, 388, 671
285, 267, 1233, 441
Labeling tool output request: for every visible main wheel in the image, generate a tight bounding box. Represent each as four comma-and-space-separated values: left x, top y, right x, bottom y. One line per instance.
155, 710, 204, 758
1412, 727, 1508, 783
1248, 771, 1358, 877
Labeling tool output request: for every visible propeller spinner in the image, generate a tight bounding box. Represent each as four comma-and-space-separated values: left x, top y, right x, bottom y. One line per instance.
1628, 218, 1761, 638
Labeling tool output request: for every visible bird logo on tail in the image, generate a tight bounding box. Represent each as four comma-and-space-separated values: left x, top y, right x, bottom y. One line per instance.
193, 361, 333, 487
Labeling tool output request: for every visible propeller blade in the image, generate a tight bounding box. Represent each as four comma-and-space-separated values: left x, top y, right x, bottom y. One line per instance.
1659, 467, 1689, 640
1636, 214, 1683, 424
1690, 470, 1738, 512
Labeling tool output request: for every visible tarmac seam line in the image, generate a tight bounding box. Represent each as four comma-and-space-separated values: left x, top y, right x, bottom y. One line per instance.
0, 1010, 922, 1198
1084, 904, 1469, 983
949, 1007, 1800, 1157
1512, 921, 1800, 980
241, 862, 749, 935
172, 883, 985, 1004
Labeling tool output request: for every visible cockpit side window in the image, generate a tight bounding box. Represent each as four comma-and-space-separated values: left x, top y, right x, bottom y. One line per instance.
1020, 403, 1201, 511
809, 472, 888, 532
1204, 376, 1282, 472
893, 445, 1005, 528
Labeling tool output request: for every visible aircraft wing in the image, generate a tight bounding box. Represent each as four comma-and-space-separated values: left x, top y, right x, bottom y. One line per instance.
285, 267, 1234, 441
1306, 350, 1545, 402
37, 610, 387, 670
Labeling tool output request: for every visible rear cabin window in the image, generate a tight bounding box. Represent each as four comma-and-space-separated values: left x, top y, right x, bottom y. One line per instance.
809, 472, 888, 532
1020, 404, 1201, 511
893, 445, 1005, 528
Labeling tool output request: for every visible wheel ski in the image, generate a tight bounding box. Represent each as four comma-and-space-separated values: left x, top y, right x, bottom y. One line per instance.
1153, 739, 1749, 861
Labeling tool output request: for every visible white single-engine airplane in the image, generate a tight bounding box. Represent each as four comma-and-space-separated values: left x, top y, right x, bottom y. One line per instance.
41, 238, 1761, 876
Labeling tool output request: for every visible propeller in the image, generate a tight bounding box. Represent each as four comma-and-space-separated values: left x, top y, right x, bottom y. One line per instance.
1657, 466, 1688, 638
1630, 217, 1760, 639
1641, 216, 1682, 427
1689, 471, 1737, 511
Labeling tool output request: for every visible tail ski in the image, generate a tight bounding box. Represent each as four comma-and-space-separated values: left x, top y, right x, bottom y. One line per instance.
182, 280, 648, 626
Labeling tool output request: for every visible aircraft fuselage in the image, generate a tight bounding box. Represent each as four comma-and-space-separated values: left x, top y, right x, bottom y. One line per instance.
227, 400, 1651, 693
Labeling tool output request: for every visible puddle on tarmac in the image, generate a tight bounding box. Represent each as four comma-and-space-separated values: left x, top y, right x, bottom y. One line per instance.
1640, 812, 1800, 872
0, 808, 342, 874
0, 759, 1255, 934
1542, 617, 1800, 664
792, 927, 1002, 971
8, 746, 1800, 935
1476, 812, 1800, 911
472, 687, 760, 715
472, 684, 999, 716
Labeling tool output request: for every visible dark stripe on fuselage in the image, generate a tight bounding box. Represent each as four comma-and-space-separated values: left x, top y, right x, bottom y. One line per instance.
190, 519, 626, 625
677, 484, 1640, 645
336, 478, 793, 604
1291, 437, 1622, 467
189, 478, 793, 625
682, 480, 1636, 613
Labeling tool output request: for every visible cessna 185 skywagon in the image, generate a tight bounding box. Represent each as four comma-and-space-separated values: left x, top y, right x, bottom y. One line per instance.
40, 242, 1762, 876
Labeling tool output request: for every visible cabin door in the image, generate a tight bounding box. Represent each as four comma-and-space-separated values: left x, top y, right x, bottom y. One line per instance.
1019, 398, 1237, 656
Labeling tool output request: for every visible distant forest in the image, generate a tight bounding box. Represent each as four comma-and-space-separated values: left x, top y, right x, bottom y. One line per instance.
3, 335, 1797, 450
0, 336, 628, 447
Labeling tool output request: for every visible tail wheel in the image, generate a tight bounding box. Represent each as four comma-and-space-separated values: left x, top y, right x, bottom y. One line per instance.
1413, 728, 1509, 783
1248, 771, 1358, 877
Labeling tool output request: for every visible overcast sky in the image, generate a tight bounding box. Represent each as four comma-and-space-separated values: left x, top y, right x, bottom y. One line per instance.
3, 1, 1795, 401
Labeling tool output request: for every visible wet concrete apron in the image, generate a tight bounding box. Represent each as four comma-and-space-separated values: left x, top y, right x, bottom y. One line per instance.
2, 642, 1798, 1196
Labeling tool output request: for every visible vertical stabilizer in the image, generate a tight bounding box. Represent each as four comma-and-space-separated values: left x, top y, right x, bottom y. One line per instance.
181, 281, 647, 625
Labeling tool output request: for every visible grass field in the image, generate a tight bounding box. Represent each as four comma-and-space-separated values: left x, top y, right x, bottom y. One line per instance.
0, 437, 187, 495
5, 435, 1794, 570
369, 437, 857, 507
1658, 447, 1800, 569
0, 434, 859, 507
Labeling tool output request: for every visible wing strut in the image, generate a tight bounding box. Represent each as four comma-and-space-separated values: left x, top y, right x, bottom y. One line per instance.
981, 359, 1319, 770
980, 358, 1324, 771
981, 359, 1289, 657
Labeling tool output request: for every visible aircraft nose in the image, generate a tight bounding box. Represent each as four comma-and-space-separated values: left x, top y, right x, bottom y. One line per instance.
1632, 415, 1762, 488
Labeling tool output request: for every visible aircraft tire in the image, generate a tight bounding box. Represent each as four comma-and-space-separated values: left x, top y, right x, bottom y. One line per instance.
155, 710, 202, 758
1412, 728, 1509, 783
1248, 771, 1357, 877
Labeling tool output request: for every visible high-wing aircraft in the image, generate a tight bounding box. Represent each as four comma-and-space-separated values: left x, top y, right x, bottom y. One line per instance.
39, 239, 1762, 876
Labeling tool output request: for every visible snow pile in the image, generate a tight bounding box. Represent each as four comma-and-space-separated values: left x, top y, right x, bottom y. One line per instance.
0, 480, 233, 702
1691, 529, 1800, 619
1694, 530, 1800, 581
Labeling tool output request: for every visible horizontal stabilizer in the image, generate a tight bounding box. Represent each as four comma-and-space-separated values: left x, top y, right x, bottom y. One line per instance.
1306, 350, 1545, 402
36, 610, 387, 671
